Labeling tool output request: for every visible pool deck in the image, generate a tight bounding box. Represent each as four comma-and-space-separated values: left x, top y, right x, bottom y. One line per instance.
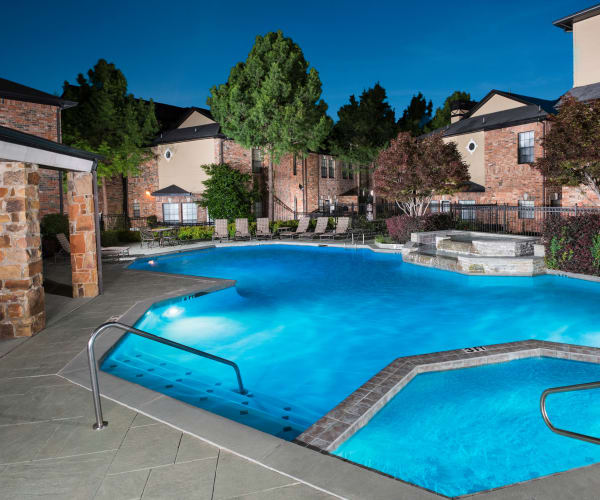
1, 247, 600, 499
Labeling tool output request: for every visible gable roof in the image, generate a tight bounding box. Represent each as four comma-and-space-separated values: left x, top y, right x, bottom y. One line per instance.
562, 81, 600, 103
151, 184, 192, 196
553, 3, 600, 31
467, 90, 557, 117
172, 107, 214, 129
0, 77, 77, 109
153, 123, 223, 145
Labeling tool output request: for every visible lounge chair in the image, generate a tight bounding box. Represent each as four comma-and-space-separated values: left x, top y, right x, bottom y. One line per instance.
55, 233, 71, 262
279, 217, 310, 239
212, 219, 229, 241
310, 217, 329, 238
140, 228, 158, 248
101, 246, 130, 262
321, 217, 350, 239
234, 218, 252, 240
255, 218, 274, 240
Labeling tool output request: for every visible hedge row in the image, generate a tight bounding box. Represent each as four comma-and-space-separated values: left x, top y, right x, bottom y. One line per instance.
386, 214, 454, 243
543, 214, 600, 276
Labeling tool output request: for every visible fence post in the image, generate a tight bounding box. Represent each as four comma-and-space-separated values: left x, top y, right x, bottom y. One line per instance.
503, 204, 507, 233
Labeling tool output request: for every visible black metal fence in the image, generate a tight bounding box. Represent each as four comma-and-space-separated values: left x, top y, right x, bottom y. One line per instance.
424, 204, 600, 237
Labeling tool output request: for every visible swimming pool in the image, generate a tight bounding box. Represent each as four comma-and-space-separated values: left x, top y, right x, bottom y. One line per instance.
103, 245, 600, 439
333, 357, 600, 497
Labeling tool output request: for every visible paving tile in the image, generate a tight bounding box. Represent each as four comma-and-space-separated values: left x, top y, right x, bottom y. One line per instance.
212, 451, 295, 500
109, 422, 182, 474
0, 450, 114, 500
131, 412, 160, 428
0, 374, 71, 396
95, 469, 150, 500
175, 433, 219, 463
141, 458, 217, 500
227, 483, 337, 500
0, 420, 63, 464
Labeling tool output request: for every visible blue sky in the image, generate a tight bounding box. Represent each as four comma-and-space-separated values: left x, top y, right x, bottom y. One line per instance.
1, 0, 591, 118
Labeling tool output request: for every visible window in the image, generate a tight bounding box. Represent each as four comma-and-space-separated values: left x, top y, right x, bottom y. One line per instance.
293, 155, 297, 176
348, 164, 354, 180
328, 159, 335, 178
254, 201, 263, 217
466, 139, 477, 154
441, 200, 450, 213
518, 131, 535, 164
294, 196, 297, 215
132, 200, 140, 218
252, 148, 263, 173
321, 157, 327, 178
164, 148, 172, 161
341, 163, 348, 180
430, 201, 439, 213
459, 200, 475, 220
182, 202, 197, 223
518, 199, 534, 219
162, 203, 180, 223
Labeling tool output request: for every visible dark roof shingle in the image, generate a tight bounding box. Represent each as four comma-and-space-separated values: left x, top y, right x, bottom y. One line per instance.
153, 123, 223, 145
151, 184, 192, 196
0, 77, 77, 109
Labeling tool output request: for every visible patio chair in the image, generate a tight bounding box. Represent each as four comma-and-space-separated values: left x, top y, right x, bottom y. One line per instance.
310, 217, 329, 239
279, 217, 310, 239
161, 226, 180, 247
234, 218, 252, 241
255, 218, 274, 240
320, 217, 350, 240
140, 228, 158, 248
212, 219, 229, 241
55, 233, 71, 262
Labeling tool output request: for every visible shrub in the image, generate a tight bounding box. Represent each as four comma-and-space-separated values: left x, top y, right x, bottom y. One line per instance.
177, 226, 214, 241
101, 230, 120, 247
41, 213, 69, 237
386, 214, 454, 243
117, 230, 141, 243
146, 215, 158, 228
543, 214, 600, 276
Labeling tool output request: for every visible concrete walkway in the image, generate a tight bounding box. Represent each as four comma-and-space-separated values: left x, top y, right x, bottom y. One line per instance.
0, 263, 337, 500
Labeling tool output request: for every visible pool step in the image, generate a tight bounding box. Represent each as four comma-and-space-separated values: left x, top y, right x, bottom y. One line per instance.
102, 350, 319, 439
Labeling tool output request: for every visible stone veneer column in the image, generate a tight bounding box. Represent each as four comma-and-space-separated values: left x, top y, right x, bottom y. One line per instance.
67, 172, 99, 298
0, 161, 45, 338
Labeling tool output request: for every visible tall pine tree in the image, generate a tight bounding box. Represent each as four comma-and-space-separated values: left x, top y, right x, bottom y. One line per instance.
62, 59, 159, 212
208, 31, 332, 219
397, 92, 432, 136
425, 90, 472, 132
329, 83, 397, 168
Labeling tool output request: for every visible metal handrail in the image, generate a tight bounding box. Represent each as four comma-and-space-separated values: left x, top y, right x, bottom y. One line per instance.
540, 381, 600, 445
87, 321, 247, 430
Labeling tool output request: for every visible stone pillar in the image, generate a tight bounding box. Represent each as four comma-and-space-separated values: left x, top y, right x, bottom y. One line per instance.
0, 161, 45, 338
67, 172, 99, 298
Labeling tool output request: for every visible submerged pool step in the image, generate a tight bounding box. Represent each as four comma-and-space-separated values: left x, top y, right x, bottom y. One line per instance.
102, 350, 319, 439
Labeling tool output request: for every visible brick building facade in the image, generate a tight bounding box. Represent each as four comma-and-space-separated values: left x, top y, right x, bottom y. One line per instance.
0, 78, 77, 216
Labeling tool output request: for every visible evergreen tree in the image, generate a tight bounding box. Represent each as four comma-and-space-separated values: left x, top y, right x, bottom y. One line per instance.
397, 92, 432, 136
199, 164, 258, 219
425, 90, 472, 132
329, 83, 397, 168
208, 31, 332, 219
62, 59, 159, 211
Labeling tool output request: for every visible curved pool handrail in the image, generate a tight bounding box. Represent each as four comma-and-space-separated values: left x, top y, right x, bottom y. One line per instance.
540, 380, 600, 445
87, 321, 247, 430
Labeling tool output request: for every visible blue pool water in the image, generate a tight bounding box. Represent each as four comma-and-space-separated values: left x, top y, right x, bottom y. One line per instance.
334, 357, 600, 497
104, 245, 600, 438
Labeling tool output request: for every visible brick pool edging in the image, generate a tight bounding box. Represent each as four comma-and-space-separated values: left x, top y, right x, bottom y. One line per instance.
295, 339, 600, 452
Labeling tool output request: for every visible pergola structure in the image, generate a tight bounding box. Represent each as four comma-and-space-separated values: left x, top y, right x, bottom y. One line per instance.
0, 125, 103, 338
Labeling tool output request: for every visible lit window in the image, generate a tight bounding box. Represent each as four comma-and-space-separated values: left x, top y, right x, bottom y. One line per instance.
518, 131, 535, 164
162, 203, 180, 222
328, 159, 335, 178
459, 200, 475, 220
321, 157, 327, 178
182, 203, 197, 223
518, 200, 534, 219
132, 200, 140, 218
252, 148, 263, 173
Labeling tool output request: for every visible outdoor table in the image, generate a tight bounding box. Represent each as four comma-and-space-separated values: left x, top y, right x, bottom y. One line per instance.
151, 227, 175, 246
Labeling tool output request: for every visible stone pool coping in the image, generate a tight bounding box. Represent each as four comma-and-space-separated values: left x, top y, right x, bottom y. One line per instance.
296, 339, 600, 452
58, 249, 600, 499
